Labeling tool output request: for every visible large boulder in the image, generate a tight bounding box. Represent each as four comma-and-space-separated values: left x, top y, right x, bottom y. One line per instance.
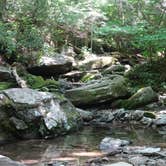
78, 56, 117, 70
27, 55, 73, 77
65, 75, 129, 107
120, 87, 158, 109
0, 88, 82, 139
0, 155, 26, 166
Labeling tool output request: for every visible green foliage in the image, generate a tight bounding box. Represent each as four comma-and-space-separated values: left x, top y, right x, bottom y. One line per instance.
16, 20, 43, 51
0, 82, 16, 90
0, 21, 16, 55
81, 73, 96, 83
95, 0, 166, 56
24, 74, 60, 92
0, 0, 165, 62
126, 58, 166, 92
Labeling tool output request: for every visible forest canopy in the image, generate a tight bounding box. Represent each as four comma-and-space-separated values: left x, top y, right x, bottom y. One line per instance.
0, 0, 165, 64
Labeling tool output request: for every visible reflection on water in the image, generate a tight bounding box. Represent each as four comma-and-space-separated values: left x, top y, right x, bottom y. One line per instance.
0, 125, 165, 165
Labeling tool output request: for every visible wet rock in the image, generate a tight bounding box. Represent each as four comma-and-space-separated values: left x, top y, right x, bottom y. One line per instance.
65, 75, 129, 107
113, 108, 129, 121
76, 108, 93, 121
102, 162, 132, 166
46, 161, 69, 166
0, 66, 13, 81
154, 115, 166, 126
158, 127, 166, 135
122, 87, 158, 109
0, 155, 25, 166
124, 146, 161, 156
0, 88, 82, 139
95, 110, 115, 123
9, 117, 28, 130
129, 156, 149, 166
100, 137, 131, 153
130, 110, 144, 121
140, 117, 153, 126
27, 55, 72, 77
156, 159, 166, 166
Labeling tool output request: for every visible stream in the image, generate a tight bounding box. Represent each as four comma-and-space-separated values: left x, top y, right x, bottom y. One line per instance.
0, 124, 165, 166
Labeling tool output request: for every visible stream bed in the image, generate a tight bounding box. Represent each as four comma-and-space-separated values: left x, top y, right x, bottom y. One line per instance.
0, 124, 166, 166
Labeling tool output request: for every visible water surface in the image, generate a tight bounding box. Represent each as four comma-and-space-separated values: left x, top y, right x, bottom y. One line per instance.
0, 124, 165, 165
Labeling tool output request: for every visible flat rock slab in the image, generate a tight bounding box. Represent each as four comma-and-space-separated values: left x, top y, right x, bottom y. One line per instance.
3, 88, 53, 106
124, 146, 161, 155
0, 155, 26, 166
66, 75, 129, 107
102, 162, 132, 166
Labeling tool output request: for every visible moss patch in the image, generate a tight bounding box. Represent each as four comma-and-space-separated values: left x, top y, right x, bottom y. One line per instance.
144, 111, 156, 119
24, 74, 60, 92
0, 82, 16, 91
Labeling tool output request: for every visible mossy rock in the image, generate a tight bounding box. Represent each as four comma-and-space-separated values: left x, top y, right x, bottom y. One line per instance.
65, 75, 129, 107
143, 111, 156, 119
117, 87, 158, 109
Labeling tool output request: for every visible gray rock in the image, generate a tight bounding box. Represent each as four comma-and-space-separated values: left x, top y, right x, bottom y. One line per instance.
27, 55, 72, 77
78, 56, 117, 70
140, 117, 153, 126
0, 66, 13, 81
113, 108, 129, 121
0, 88, 82, 139
96, 110, 115, 123
103, 65, 125, 75
100, 137, 130, 153
65, 75, 129, 107
154, 115, 166, 126
124, 146, 161, 155
130, 110, 144, 121
0, 155, 26, 166
156, 159, 166, 166
9, 117, 28, 130
62, 70, 86, 81
76, 108, 93, 121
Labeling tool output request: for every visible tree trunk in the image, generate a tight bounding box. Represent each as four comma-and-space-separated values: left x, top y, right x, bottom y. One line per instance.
11, 67, 28, 88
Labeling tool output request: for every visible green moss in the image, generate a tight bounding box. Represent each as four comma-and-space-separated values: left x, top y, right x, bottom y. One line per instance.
0, 82, 16, 90
24, 74, 45, 89
144, 111, 156, 119
81, 73, 95, 82
24, 74, 60, 92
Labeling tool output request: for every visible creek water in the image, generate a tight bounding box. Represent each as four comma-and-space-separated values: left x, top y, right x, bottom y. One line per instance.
0, 124, 165, 166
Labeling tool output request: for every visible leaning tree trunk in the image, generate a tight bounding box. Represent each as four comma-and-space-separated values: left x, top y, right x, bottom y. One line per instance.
11, 67, 28, 88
